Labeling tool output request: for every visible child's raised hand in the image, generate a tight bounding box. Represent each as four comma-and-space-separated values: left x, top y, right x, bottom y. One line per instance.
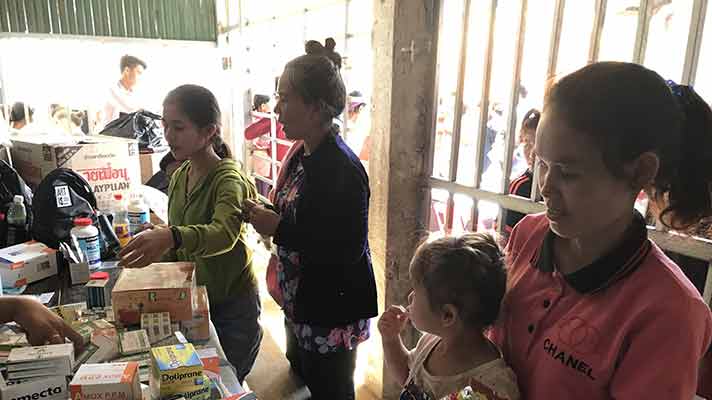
378, 305, 409, 341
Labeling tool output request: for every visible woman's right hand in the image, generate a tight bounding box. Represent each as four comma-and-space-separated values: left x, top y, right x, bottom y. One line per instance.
378, 305, 409, 342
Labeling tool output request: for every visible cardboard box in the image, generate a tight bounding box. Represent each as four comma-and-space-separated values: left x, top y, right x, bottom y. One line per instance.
10, 135, 140, 210
150, 344, 203, 398
70, 362, 141, 400
139, 150, 169, 184
0, 241, 58, 288
112, 263, 195, 325
7, 343, 74, 378
180, 286, 210, 341
1, 376, 68, 400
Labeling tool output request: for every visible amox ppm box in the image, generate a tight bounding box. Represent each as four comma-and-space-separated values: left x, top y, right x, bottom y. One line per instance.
69, 362, 141, 400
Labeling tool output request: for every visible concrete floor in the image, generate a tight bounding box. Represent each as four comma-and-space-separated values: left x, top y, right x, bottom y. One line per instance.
243, 232, 383, 400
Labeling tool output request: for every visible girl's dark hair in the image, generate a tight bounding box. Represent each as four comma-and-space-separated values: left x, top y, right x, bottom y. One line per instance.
164, 84, 231, 159
253, 94, 270, 111
283, 38, 346, 126
410, 233, 506, 328
545, 62, 712, 231
521, 108, 540, 132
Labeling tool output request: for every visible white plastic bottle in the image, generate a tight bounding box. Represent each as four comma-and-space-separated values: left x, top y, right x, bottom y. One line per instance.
128, 193, 150, 235
112, 194, 131, 247
6, 195, 27, 245
71, 217, 102, 270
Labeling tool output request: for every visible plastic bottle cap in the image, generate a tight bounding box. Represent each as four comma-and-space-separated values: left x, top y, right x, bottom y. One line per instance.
74, 217, 93, 226
13, 195, 23, 204
114, 193, 123, 200
0, 213, 5, 221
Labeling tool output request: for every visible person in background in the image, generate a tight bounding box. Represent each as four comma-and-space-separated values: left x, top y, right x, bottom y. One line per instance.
100, 55, 147, 129
243, 38, 378, 399
118, 84, 261, 383
145, 152, 185, 194
490, 62, 712, 399
8, 102, 33, 132
0, 296, 83, 347
244, 94, 288, 197
503, 108, 541, 238
345, 90, 370, 161
379, 233, 520, 399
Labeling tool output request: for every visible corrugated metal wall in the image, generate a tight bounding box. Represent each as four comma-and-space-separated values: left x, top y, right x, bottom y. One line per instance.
0, 0, 216, 41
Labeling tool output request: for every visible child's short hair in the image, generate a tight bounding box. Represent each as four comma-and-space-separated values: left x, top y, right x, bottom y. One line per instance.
410, 232, 506, 328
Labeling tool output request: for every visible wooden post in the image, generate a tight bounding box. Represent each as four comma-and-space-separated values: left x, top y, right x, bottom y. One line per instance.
370, 1, 439, 398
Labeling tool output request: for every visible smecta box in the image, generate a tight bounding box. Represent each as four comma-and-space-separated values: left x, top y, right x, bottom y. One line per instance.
1, 376, 68, 400
150, 344, 203, 398
0, 241, 58, 288
112, 263, 195, 325
70, 362, 141, 400
10, 135, 139, 210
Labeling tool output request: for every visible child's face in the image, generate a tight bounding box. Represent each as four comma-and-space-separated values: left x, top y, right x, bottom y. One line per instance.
407, 283, 443, 335
535, 110, 637, 240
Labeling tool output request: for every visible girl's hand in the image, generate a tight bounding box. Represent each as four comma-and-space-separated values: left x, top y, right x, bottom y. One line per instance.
13, 297, 85, 348
117, 227, 174, 268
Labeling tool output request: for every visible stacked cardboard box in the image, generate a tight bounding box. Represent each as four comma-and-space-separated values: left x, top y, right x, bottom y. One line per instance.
112, 263, 195, 325
10, 135, 140, 210
6, 343, 74, 380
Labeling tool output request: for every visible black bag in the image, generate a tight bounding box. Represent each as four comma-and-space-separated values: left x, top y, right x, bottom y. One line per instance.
31, 169, 120, 259
99, 110, 168, 152
0, 160, 33, 247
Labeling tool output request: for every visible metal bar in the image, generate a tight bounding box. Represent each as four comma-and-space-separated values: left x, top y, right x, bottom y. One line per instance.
500, 0, 527, 195
7, 0, 20, 32
78, 0, 91, 35
139, 0, 154, 38
270, 114, 278, 184
632, 0, 651, 64
447, 0, 471, 183
704, 262, 712, 305
588, 0, 607, 63
38, 0, 51, 33
445, 193, 455, 233
0, 30, 217, 46
16, 0, 27, 32
207, 0, 217, 41
23, 0, 36, 33
253, 174, 275, 186
112, 0, 126, 36
425, 0, 445, 183
252, 152, 282, 167
0, 1, 8, 32
125, 0, 136, 37
473, 0, 496, 189
432, 176, 712, 260
65, 0, 77, 34
682, 0, 707, 85
546, 0, 565, 80
57, 0, 69, 34
48, 0, 60, 33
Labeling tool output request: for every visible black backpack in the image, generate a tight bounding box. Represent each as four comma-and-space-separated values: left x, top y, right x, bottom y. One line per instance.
0, 160, 33, 247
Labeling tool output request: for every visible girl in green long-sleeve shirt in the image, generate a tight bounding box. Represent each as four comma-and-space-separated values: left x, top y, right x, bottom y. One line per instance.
118, 84, 261, 382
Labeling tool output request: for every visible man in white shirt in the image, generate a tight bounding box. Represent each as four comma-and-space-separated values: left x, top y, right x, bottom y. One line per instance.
100, 55, 146, 130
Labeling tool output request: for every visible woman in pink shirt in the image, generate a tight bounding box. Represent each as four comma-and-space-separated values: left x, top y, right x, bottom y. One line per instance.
490, 62, 712, 399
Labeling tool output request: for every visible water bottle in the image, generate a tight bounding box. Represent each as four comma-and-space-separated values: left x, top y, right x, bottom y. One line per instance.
128, 193, 150, 235
6, 195, 27, 246
113, 194, 131, 247
71, 217, 102, 270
